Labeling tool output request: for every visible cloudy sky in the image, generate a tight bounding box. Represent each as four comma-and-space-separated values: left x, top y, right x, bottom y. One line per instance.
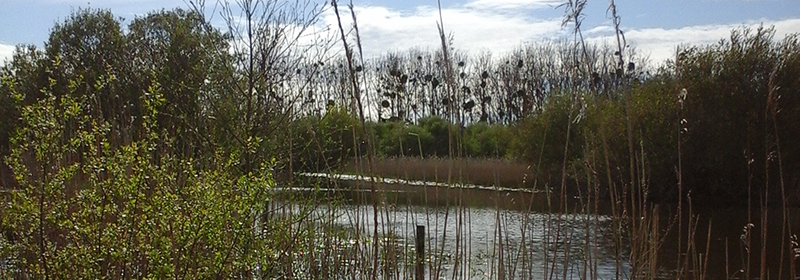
1, 0, 799, 66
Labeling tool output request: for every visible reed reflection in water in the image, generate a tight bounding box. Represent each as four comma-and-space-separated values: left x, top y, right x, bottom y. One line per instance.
277, 180, 638, 280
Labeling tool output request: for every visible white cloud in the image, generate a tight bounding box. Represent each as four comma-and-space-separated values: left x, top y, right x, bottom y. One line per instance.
321, 4, 564, 59
0, 43, 15, 66
463, 0, 562, 10
4, 1, 799, 69
13, 0, 179, 4
320, 2, 800, 66
584, 25, 614, 35
588, 18, 800, 65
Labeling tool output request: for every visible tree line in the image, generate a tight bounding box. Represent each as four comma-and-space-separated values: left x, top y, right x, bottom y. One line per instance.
0, 6, 797, 201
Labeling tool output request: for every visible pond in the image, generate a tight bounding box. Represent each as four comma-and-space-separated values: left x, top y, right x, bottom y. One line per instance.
272, 173, 800, 279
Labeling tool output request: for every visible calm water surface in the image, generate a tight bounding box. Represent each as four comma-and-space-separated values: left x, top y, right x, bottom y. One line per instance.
279, 175, 800, 279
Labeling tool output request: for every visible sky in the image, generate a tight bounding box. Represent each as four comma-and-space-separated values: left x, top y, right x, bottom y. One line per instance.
1, 0, 799, 66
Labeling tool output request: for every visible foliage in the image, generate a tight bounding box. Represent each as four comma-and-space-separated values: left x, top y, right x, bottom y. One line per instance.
292, 106, 363, 172
1, 8, 800, 280
1, 74, 276, 278
579, 78, 679, 198
370, 121, 433, 158
0, 6, 328, 278
511, 92, 584, 185
44, 9, 137, 143
127, 8, 231, 163
509, 27, 800, 202
417, 116, 453, 157
676, 27, 800, 201
463, 122, 511, 158
366, 116, 510, 159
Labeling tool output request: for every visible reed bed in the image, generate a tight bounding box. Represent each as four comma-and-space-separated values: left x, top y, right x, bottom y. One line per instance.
343, 157, 532, 189
275, 1, 800, 279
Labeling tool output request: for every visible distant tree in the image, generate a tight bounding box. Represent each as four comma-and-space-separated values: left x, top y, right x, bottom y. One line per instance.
127, 8, 232, 163
44, 9, 133, 142
200, 0, 334, 172
0, 45, 45, 188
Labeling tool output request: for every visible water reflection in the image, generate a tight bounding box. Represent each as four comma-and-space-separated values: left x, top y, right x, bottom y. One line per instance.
279, 181, 633, 279
277, 176, 800, 279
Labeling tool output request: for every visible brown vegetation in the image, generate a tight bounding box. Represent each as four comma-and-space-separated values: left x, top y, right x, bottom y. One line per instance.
344, 157, 533, 189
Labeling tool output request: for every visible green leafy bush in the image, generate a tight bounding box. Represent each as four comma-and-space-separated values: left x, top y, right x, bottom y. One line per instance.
511, 93, 584, 186
676, 27, 800, 201
1, 77, 276, 278
291, 106, 362, 172
508, 27, 800, 203
417, 116, 453, 157
370, 121, 433, 157
463, 122, 511, 158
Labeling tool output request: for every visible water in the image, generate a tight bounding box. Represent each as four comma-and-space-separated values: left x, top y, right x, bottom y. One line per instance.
276, 174, 800, 279
295, 201, 624, 279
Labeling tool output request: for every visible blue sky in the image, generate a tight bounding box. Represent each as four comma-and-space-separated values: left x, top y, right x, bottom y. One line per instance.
1, 0, 799, 65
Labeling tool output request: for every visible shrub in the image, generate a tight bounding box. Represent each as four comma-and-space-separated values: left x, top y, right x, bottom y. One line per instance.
291, 106, 362, 172
463, 122, 511, 158
370, 121, 433, 157
676, 27, 800, 201
1, 77, 276, 278
509, 27, 800, 203
417, 116, 453, 157
511, 92, 584, 186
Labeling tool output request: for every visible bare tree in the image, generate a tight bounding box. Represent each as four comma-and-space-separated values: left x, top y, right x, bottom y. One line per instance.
190, 0, 335, 171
